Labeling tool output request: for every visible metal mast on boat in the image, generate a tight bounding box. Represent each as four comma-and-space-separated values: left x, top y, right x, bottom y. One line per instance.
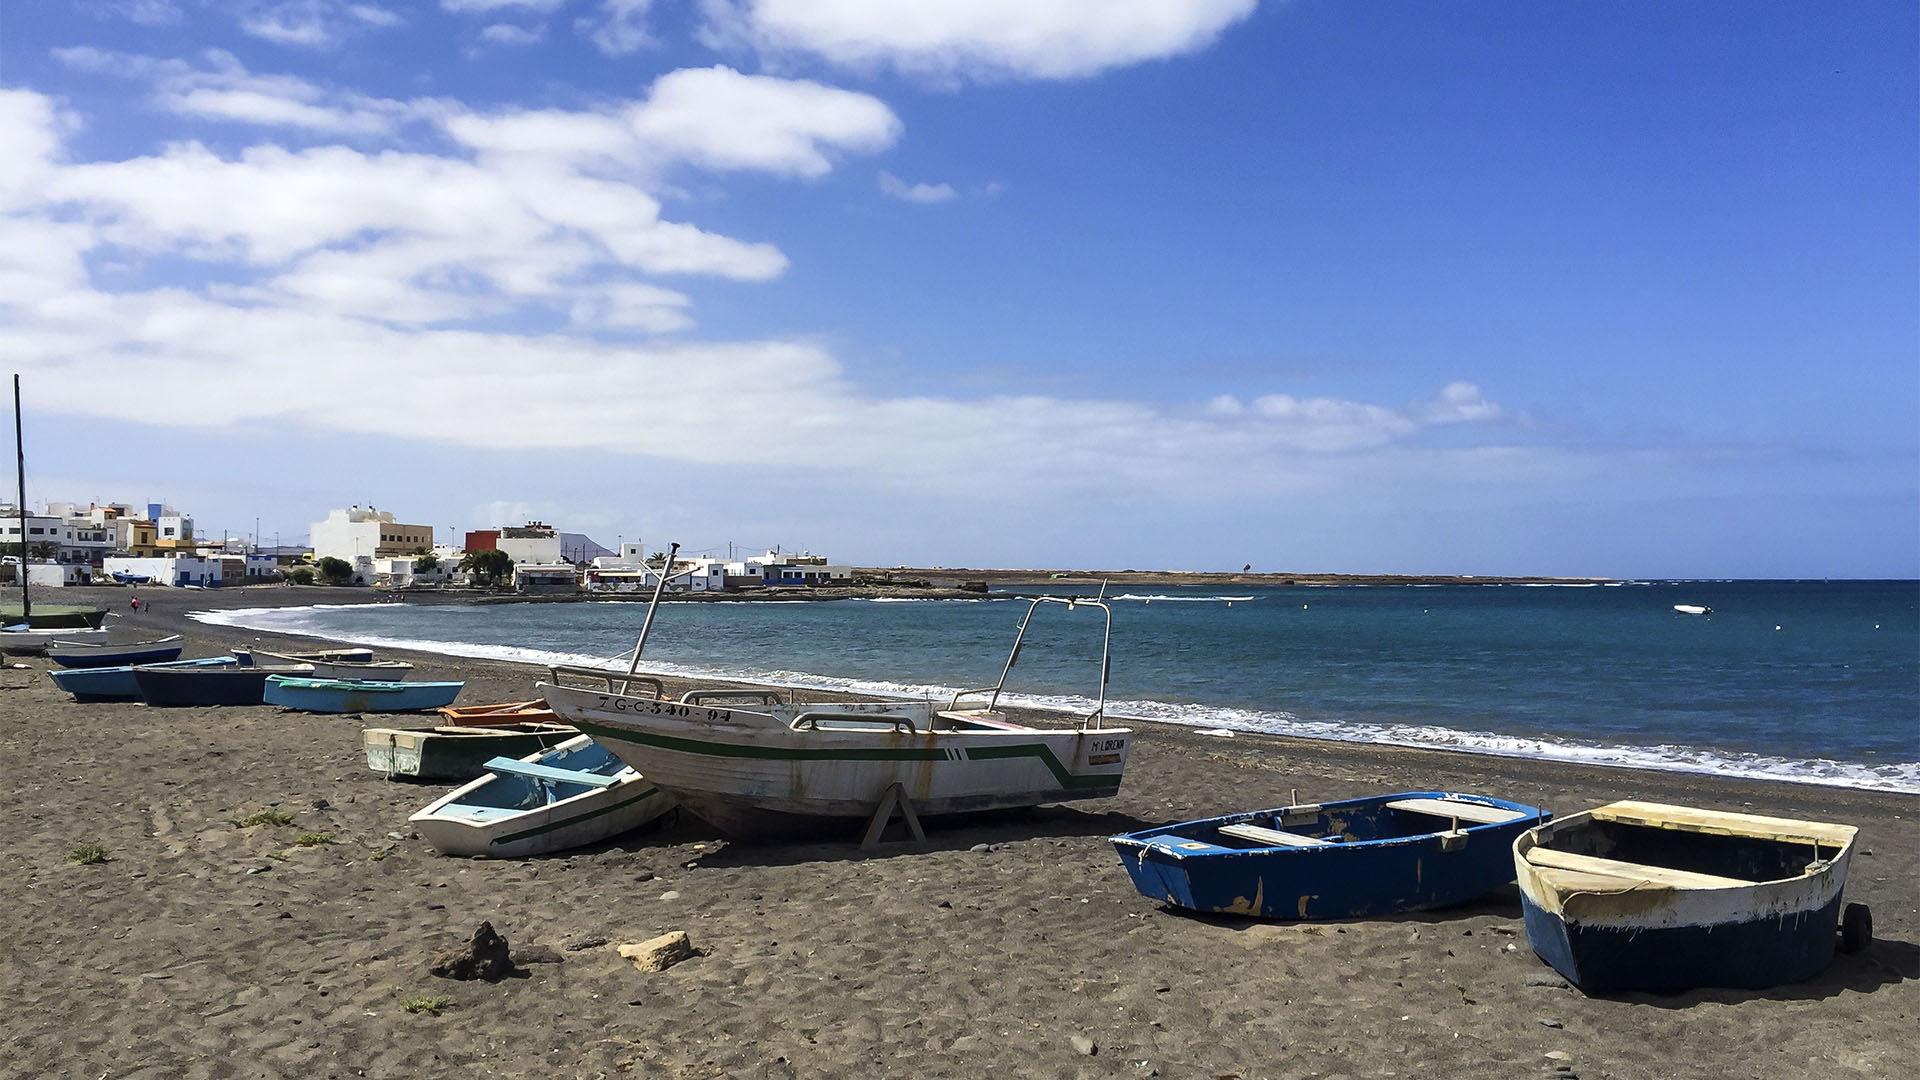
12, 375, 27, 625
619, 541, 679, 693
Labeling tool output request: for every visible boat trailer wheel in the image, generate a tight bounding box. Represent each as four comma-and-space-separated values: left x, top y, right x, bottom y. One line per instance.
1839, 902, 1872, 954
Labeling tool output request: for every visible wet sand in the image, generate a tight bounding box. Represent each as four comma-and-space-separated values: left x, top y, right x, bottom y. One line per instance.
3, 585, 1913, 1079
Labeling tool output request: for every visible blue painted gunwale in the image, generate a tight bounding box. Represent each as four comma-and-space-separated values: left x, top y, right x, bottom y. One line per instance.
48, 656, 239, 702
264, 675, 463, 713
1109, 791, 1549, 920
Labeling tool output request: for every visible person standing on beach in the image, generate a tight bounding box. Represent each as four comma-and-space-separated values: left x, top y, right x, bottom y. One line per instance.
130, 595, 139, 612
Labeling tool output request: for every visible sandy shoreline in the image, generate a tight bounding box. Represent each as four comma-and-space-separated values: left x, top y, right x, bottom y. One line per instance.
5, 585, 1914, 1079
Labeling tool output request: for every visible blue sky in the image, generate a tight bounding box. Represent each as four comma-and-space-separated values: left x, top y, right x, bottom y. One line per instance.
1, 1, 1913, 577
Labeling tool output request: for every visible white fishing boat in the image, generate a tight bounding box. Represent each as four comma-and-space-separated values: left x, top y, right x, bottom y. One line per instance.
408, 734, 673, 858
539, 577, 1132, 840
1672, 604, 1712, 615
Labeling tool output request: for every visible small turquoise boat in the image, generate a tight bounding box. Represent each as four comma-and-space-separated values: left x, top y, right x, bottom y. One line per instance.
264, 675, 463, 713
49, 656, 239, 702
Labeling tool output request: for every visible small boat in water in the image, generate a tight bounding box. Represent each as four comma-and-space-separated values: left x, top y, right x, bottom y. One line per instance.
364, 719, 578, 781
1514, 800, 1867, 992
133, 663, 315, 706
48, 635, 185, 669
49, 656, 239, 702
263, 675, 462, 713
1672, 604, 1712, 615
408, 734, 673, 858
1110, 792, 1548, 920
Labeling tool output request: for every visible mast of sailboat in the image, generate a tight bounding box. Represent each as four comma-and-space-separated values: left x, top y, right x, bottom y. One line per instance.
12, 375, 27, 624
619, 541, 679, 694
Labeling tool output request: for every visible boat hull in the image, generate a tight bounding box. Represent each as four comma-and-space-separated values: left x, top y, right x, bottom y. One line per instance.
0, 627, 112, 653
364, 722, 578, 781
539, 682, 1130, 840
408, 735, 673, 858
0, 604, 109, 629
133, 664, 314, 706
264, 677, 461, 713
48, 656, 239, 701
1110, 792, 1547, 920
50, 641, 185, 668
1513, 801, 1857, 992
234, 646, 375, 666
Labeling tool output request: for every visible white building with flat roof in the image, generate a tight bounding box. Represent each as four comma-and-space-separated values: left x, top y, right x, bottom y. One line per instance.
311, 506, 433, 564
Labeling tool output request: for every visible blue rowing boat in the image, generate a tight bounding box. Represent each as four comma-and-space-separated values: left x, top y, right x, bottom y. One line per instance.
1110, 791, 1549, 920
263, 675, 463, 713
134, 663, 315, 706
48, 656, 239, 702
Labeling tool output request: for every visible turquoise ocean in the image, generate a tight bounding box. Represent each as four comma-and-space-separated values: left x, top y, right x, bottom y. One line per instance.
192, 579, 1919, 793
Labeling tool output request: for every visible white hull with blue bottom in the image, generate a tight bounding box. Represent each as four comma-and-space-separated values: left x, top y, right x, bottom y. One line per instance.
1514, 800, 1861, 993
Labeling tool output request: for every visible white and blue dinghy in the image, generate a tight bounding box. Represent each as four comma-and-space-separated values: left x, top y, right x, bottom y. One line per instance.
408, 734, 674, 858
1514, 800, 1868, 992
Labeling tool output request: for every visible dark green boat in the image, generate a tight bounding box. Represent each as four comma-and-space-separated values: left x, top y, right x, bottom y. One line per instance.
0, 603, 109, 629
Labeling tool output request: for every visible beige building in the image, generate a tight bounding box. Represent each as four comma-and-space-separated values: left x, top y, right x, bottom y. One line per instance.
310, 506, 434, 564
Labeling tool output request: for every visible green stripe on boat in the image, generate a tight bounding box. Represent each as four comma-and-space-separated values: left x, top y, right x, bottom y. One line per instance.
573, 720, 947, 762
489, 785, 662, 846
572, 719, 1120, 789
963, 742, 1123, 789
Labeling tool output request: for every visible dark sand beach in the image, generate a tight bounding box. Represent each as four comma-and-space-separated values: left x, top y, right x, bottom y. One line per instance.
5, 586, 1914, 1080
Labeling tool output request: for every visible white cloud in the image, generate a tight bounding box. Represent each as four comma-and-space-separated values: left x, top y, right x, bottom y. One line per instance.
0, 84, 1524, 510
55, 48, 421, 136
90, 0, 184, 26
578, 0, 656, 55
348, 4, 402, 27
442, 0, 565, 12
700, 0, 1259, 82
228, 0, 405, 47
878, 171, 957, 204
625, 66, 900, 178
1417, 381, 1504, 424
480, 22, 546, 45
570, 282, 696, 333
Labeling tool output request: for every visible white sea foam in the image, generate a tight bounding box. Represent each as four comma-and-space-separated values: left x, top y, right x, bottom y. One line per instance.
1110, 593, 1257, 603
188, 604, 1920, 795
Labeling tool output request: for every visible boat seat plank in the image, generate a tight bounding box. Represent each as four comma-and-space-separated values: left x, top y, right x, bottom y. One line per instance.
484, 757, 620, 788
1383, 798, 1528, 825
1585, 800, 1858, 848
1522, 847, 1751, 889
1218, 823, 1331, 847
